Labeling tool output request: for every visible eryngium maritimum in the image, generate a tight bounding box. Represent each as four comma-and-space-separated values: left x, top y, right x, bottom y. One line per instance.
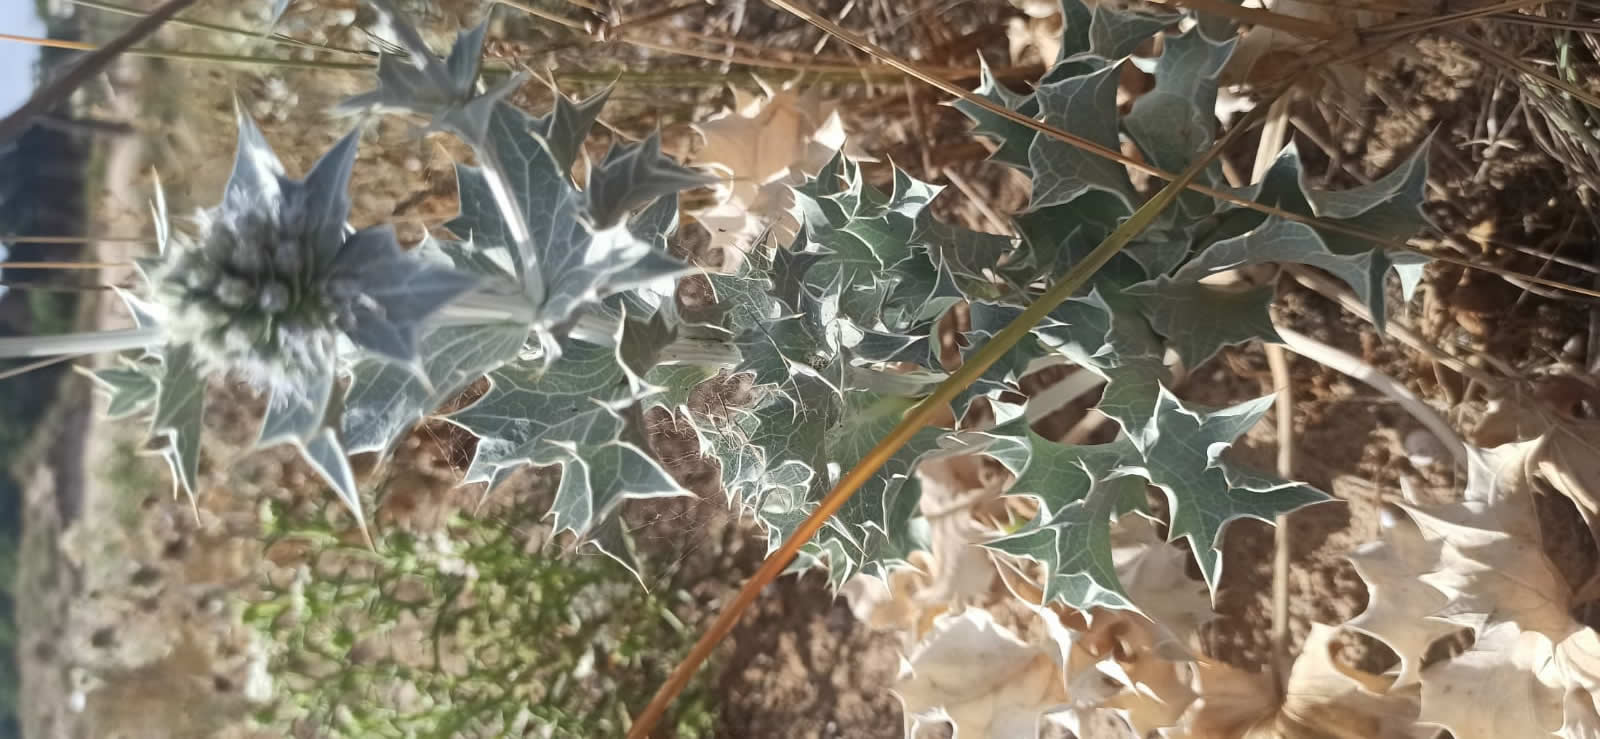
154, 109, 476, 394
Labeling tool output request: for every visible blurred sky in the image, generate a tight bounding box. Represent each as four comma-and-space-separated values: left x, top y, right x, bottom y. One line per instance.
0, 3, 47, 117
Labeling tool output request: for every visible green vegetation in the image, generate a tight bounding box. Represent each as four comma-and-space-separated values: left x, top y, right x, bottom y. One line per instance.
247, 498, 718, 738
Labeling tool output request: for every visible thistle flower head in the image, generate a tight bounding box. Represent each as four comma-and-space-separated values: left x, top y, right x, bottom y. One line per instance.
153, 108, 476, 394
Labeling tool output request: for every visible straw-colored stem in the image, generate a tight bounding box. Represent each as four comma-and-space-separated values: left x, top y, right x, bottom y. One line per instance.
0, 0, 200, 142
67, 0, 384, 56
1, 261, 131, 270
1, 234, 154, 244
623, 10, 1274, 728
0, 327, 164, 359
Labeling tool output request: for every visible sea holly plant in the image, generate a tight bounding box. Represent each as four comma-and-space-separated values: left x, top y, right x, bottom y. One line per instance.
10, 0, 1439, 660
77, 106, 480, 541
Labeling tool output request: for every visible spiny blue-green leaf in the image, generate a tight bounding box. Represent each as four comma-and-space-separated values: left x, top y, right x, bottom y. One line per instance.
1178, 144, 1429, 329
1125, 278, 1281, 368
1054, 0, 1096, 66
706, 266, 778, 335
456, 104, 697, 337
628, 192, 681, 250
693, 406, 765, 503
1123, 29, 1236, 221
587, 515, 645, 582
907, 222, 1017, 307
448, 314, 678, 536
338, 0, 524, 145
790, 164, 931, 323
951, 301, 1060, 417
547, 439, 685, 539
770, 236, 824, 313
328, 226, 479, 362
152, 343, 206, 503
733, 311, 828, 389
1012, 191, 1137, 290
89, 362, 159, 419
828, 393, 947, 544
643, 364, 717, 412
999, 421, 1140, 513
989, 474, 1147, 609
258, 356, 337, 446
1124, 31, 1236, 172
342, 321, 527, 455
1300, 141, 1432, 306
851, 323, 937, 367
1034, 292, 1172, 449
1085, 3, 1179, 59
586, 132, 716, 229
301, 428, 367, 543
604, 196, 692, 324
1118, 387, 1329, 592
539, 86, 610, 174
751, 389, 948, 581
952, 57, 1039, 170
745, 380, 837, 490
1028, 64, 1137, 211
883, 254, 966, 330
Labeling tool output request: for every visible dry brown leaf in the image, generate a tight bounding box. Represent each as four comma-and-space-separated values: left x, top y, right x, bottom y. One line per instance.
1471, 374, 1600, 549
1082, 611, 1197, 736
1345, 509, 1459, 687
1222, 0, 1393, 94
690, 83, 861, 262
1352, 443, 1600, 739
1172, 625, 1425, 739
842, 454, 1011, 649
1111, 514, 1212, 659
1171, 658, 1275, 739
852, 452, 1210, 739
1274, 624, 1426, 739
895, 605, 1080, 738
1417, 621, 1563, 737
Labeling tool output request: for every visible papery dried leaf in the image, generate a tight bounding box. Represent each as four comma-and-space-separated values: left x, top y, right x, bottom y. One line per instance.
1353, 444, 1600, 739
1172, 659, 1276, 738
1345, 509, 1459, 687
1472, 376, 1600, 547
1418, 621, 1564, 738
1276, 624, 1426, 739
691, 86, 862, 260
896, 607, 1073, 738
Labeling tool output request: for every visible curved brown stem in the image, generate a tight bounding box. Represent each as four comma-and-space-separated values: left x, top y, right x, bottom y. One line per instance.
0, 0, 200, 144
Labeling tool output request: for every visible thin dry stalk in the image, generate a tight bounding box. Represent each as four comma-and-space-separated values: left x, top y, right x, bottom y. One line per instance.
1266, 342, 1295, 694
68, 0, 385, 56
1256, 93, 1295, 696
941, 167, 1013, 235
0, 261, 130, 270
0, 0, 199, 142
1450, 29, 1600, 111
1274, 326, 1469, 468
0, 354, 86, 382
1283, 264, 1513, 383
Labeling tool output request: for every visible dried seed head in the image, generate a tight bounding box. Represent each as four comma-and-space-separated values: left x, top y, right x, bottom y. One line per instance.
147, 112, 473, 400
258, 282, 291, 314
215, 277, 254, 309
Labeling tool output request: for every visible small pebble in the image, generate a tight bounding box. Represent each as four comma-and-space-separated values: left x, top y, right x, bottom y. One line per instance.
1563, 333, 1586, 359
1403, 428, 1449, 468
